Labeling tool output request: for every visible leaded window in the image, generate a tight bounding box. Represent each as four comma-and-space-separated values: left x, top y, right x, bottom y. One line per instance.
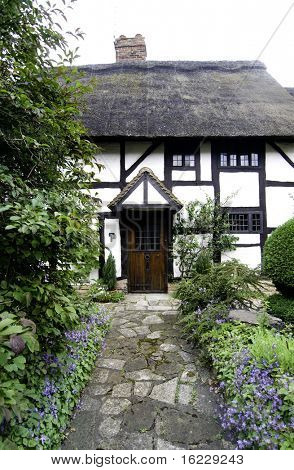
240, 154, 249, 166
173, 155, 182, 167
184, 155, 195, 167
220, 153, 228, 166
251, 153, 259, 166
228, 212, 262, 233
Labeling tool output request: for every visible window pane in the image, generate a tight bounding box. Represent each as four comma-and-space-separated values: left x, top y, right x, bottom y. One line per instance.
229, 213, 249, 232
230, 154, 237, 166
220, 153, 228, 166
184, 155, 195, 167
240, 155, 249, 166
251, 153, 259, 166
252, 213, 261, 232
173, 155, 182, 166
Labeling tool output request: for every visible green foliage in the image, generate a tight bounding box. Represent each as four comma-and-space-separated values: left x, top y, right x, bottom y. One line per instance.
173, 198, 237, 277
87, 281, 124, 303
0, 0, 102, 430
1, 300, 110, 449
102, 253, 117, 291
0, 312, 39, 426
263, 219, 294, 296
175, 260, 263, 343
249, 328, 294, 374
267, 294, 294, 324
203, 323, 294, 450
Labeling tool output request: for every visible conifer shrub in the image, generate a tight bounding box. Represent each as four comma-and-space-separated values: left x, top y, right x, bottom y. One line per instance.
102, 253, 117, 291
263, 219, 294, 297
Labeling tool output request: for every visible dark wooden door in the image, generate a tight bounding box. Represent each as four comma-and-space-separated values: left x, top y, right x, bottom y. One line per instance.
128, 211, 167, 293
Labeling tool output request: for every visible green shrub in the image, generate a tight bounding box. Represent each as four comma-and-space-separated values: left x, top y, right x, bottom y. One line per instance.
263, 219, 294, 296
267, 294, 294, 323
249, 328, 294, 374
175, 260, 263, 343
102, 253, 117, 291
87, 281, 124, 303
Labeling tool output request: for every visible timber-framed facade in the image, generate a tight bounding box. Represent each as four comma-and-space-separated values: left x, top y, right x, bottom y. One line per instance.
80, 35, 294, 292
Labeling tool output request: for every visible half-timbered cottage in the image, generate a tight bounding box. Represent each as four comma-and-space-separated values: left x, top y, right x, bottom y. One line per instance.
80, 34, 294, 292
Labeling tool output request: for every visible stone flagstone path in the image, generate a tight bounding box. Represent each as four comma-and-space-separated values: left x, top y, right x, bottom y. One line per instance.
63, 294, 233, 450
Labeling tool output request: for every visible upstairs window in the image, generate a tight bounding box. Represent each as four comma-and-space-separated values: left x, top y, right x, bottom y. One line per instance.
173, 155, 182, 167
173, 153, 196, 167
218, 143, 261, 168
228, 212, 262, 233
184, 155, 195, 167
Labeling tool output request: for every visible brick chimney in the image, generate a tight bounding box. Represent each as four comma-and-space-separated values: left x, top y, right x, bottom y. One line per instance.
114, 34, 147, 62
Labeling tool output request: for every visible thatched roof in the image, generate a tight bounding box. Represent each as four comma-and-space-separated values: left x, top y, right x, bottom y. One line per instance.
79, 61, 294, 138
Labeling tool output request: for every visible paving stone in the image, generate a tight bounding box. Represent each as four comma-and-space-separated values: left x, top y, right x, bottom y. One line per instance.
133, 326, 151, 335
99, 417, 122, 438
178, 384, 194, 405
149, 377, 178, 404
91, 369, 109, 384
112, 383, 132, 398
180, 366, 198, 384
125, 356, 148, 372
62, 293, 232, 451
147, 306, 174, 311
86, 384, 112, 397
123, 401, 157, 432
80, 395, 102, 411
120, 328, 137, 338
147, 331, 161, 339
178, 350, 195, 363
142, 315, 164, 325
100, 398, 131, 415
125, 369, 165, 381
99, 432, 154, 450
156, 438, 185, 450
134, 381, 152, 397
160, 343, 179, 352
155, 408, 221, 444
99, 359, 125, 370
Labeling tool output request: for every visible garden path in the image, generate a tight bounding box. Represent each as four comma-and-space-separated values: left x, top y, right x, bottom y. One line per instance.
63, 294, 233, 450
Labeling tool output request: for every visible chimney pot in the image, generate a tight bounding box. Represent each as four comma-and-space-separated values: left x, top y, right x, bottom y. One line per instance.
114, 34, 147, 62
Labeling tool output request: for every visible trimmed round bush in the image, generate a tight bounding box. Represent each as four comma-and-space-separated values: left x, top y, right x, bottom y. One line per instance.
263, 218, 294, 296
267, 294, 294, 323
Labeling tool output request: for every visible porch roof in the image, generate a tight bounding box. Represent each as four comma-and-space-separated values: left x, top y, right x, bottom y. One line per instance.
108, 167, 182, 211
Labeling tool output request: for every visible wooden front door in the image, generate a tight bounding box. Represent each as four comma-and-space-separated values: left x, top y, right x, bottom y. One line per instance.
127, 211, 167, 293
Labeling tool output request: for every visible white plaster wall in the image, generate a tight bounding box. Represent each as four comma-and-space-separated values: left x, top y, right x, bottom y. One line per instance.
172, 185, 214, 205
97, 188, 121, 212
85, 143, 120, 182
266, 144, 294, 181
278, 143, 294, 165
220, 172, 259, 207
89, 269, 99, 283
126, 144, 165, 182
172, 170, 196, 181
234, 234, 260, 244
266, 187, 294, 227
200, 141, 212, 181
104, 218, 121, 277
222, 246, 261, 268
123, 182, 144, 205
173, 258, 181, 278
147, 182, 168, 204
125, 141, 152, 170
